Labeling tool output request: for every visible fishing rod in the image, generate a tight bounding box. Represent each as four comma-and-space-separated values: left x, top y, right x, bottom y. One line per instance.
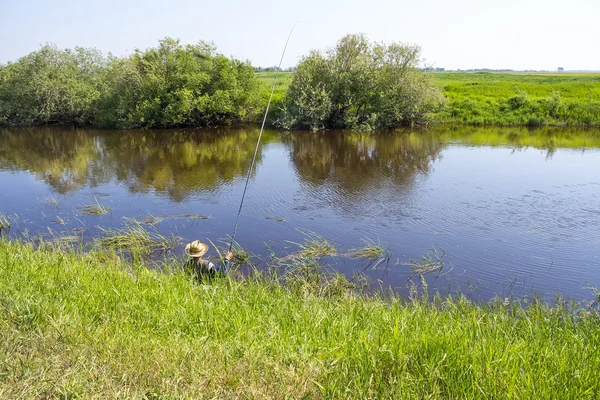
228, 23, 299, 253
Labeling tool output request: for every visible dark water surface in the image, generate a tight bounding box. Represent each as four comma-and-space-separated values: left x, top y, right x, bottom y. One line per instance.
1, 126, 599, 301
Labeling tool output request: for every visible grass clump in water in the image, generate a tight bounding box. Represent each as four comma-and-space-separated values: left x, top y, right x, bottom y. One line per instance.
125, 214, 164, 226
97, 223, 176, 253
0, 213, 10, 230
208, 238, 250, 268
285, 231, 336, 260
349, 238, 389, 260
401, 245, 446, 275
81, 199, 110, 216
1, 239, 599, 398
173, 213, 210, 220
51, 216, 67, 225
41, 196, 60, 209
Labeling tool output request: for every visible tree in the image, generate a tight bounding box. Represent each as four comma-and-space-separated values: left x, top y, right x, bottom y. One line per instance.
279, 34, 444, 130
0, 39, 263, 129
0, 44, 105, 125
95, 38, 262, 129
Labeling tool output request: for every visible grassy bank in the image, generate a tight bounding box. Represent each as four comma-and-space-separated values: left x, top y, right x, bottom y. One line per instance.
258, 71, 600, 127
1, 240, 599, 398
435, 72, 600, 126
256, 71, 293, 123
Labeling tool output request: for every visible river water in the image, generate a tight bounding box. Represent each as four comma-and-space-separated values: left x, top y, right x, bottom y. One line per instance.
1, 126, 599, 301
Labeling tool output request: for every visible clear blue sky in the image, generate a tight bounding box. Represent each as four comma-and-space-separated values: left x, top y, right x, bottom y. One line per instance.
1, 0, 598, 71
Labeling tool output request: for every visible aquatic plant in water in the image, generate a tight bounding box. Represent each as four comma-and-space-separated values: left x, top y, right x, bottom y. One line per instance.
349, 238, 389, 260
284, 232, 337, 260
400, 245, 446, 275
97, 223, 177, 253
81, 199, 110, 216
0, 213, 10, 230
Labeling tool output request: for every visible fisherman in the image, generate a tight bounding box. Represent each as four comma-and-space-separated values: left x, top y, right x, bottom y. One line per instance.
184, 240, 233, 282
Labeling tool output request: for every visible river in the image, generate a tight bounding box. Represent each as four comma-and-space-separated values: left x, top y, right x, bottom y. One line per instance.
1, 126, 599, 301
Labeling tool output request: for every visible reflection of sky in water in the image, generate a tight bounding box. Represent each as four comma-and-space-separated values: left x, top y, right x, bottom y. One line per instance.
1, 127, 599, 302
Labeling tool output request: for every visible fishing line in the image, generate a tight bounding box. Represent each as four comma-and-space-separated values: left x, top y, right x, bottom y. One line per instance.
228, 23, 299, 252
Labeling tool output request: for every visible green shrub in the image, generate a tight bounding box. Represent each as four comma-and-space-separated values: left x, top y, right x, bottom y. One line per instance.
0, 39, 263, 129
278, 34, 445, 130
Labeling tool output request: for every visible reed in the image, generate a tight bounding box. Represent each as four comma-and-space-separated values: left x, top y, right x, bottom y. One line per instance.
0, 213, 9, 230
81, 198, 110, 216
401, 246, 446, 275
285, 232, 337, 260
350, 238, 389, 260
97, 223, 177, 253
40, 196, 60, 209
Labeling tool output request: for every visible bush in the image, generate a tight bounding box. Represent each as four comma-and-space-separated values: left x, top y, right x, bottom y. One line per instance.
0, 39, 263, 129
278, 34, 445, 130
0, 45, 104, 125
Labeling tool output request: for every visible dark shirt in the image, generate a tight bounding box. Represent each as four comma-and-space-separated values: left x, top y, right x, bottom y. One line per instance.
185, 257, 230, 281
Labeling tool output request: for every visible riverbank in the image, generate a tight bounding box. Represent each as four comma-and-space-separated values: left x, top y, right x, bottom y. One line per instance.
1, 240, 598, 398
258, 71, 600, 127
434, 72, 600, 126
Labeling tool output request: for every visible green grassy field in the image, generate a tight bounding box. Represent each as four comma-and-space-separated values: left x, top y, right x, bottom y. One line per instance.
1, 239, 599, 398
257, 71, 293, 101
257, 71, 600, 127
435, 72, 600, 126
256, 71, 293, 122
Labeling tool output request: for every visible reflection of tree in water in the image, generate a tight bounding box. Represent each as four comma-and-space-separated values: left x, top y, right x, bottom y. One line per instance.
436, 125, 600, 155
102, 129, 274, 201
0, 128, 104, 193
0, 127, 274, 200
284, 131, 445, 193
2, 126, 595, 201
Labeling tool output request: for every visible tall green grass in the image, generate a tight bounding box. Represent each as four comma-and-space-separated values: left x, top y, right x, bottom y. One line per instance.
433, 72, 600, 126
256, 71, 294, 122
0, 213, 10, 230
1, 239, 599, 398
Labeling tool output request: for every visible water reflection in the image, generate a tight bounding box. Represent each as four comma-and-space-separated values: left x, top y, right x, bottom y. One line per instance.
1, 126, 598, 200
437, 125, 600, 155
99, 129, 275, 201
284, 131, 443, 193
0, 128, 103, 193
0, 128, 275, 200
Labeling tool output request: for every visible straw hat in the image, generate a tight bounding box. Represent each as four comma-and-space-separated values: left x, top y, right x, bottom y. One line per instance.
185, 240, 209, 258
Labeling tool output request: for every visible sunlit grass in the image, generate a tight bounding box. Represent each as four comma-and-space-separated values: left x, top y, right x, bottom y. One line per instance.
400, 245, 446, 275
97, 223, 177, 253
0, 213, 10, 230
1, 239, 599, 398
257, 71, 600, 126
285, 232, 337, 260
432, 72, 600, 126
349, 238, 389, 260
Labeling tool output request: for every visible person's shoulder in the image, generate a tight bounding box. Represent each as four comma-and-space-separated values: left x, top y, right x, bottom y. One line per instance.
199, 259, 215, 268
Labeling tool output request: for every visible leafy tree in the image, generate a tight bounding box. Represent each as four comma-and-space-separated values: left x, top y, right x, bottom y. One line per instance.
279, 34, 444, 130
0, 44, 105, 125
0, 38, 262, 129
95, 38, 262, 129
